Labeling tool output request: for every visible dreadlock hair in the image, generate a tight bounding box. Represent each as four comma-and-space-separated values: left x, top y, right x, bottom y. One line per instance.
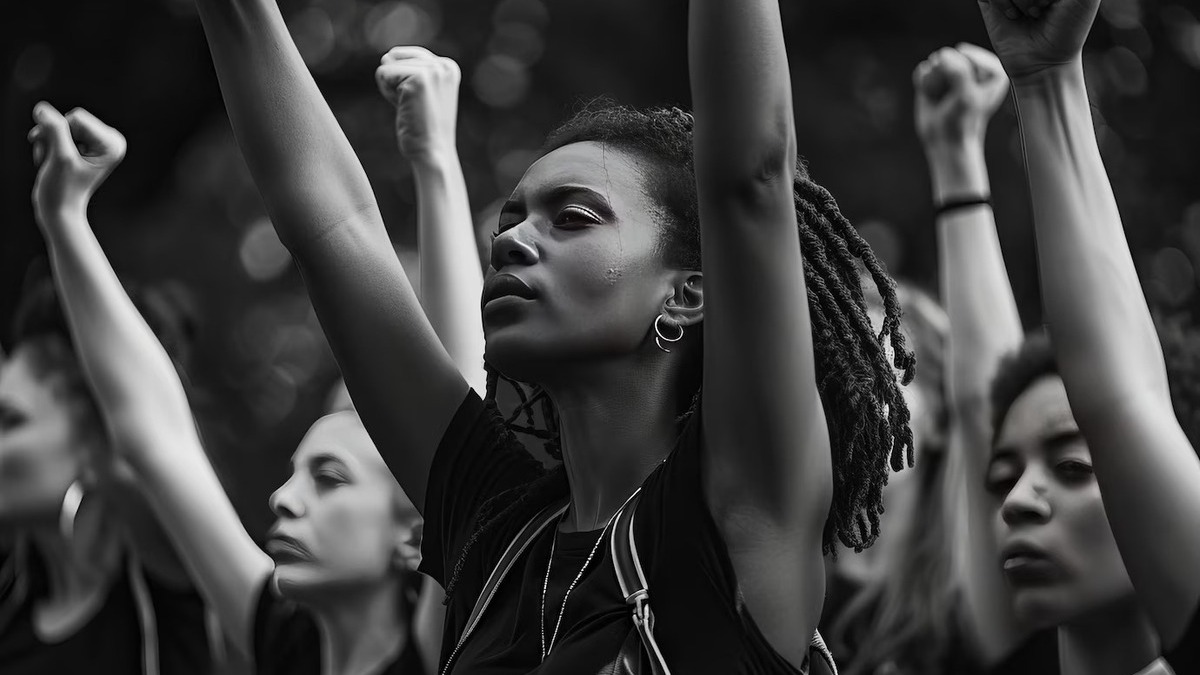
442, 102, 914, 602
830, 280, 957, 675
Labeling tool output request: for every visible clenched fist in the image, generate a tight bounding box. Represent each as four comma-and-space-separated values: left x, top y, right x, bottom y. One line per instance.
375, 46, 461, 163
914, 44, 1010, 150
29, 103, 127, 224
977, 0, 1101, 81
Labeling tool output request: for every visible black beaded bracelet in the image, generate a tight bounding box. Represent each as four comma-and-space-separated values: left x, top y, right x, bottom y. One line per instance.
935, 195, 992, 218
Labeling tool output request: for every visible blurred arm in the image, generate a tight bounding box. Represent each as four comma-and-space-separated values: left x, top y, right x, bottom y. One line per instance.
930, 140, 1025, 662
413, 149, 486, 395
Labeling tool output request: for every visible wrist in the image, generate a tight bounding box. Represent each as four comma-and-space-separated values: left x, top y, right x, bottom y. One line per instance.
406, 142, 459, 170
39, 196, 90, 228
925, 142, 990, 204
1011, 59, 1085, 96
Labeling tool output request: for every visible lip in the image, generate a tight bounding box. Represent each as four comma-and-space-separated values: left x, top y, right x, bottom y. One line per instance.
1000, 540, 1061, 585
265, 532, 312, 564
482, 273, 537, 308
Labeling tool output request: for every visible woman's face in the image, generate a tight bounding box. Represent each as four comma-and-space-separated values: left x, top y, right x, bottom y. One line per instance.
987, 375, 1134, 628
484, 141, 685, 381
267, 413, 415, 601
0, 345, 86, 527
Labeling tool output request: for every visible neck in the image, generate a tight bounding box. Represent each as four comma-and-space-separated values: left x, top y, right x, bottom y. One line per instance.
543, 353, 687, 533
312, 578, 408, 675
27, 516, 119, 606
1058, 597, 1160, 675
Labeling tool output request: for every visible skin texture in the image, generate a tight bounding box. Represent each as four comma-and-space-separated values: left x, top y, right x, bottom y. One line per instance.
986, 376, 1134, 628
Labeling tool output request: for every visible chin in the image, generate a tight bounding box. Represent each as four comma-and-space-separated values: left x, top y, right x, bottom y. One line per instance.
1011, 585, 1089, 630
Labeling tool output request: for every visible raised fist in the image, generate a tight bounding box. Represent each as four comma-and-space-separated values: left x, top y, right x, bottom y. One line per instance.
977, 0, 1101, 81
375, 46, 461, 162
914, 44, 1010, 149
29, 103, 127, 223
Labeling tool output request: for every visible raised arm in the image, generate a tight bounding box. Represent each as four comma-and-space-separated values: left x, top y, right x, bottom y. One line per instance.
913, 45, 1026, 662
376, 47, 486, 396
194, 0, 467, 510
981, 0, 1200, 643
690, 0, 826, 666
29, 103, 271, 656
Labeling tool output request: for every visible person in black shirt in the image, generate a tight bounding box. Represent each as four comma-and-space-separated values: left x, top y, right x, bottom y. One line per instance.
0, 200, 213, 671
192, 0, 919, 671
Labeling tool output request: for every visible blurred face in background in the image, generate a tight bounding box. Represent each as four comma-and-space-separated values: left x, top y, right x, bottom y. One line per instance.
267, 412, 418, 604
0, 342, 93, 527
987, 375, 1135, 628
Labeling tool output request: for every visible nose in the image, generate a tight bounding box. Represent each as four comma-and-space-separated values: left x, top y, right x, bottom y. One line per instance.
269, 478, 304, 519
489, 222, 539, 270
1000, 469, 1052, 526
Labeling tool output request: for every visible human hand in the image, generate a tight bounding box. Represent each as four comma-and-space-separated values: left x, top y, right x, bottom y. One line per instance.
29, 103, 126, 225
914, 44, 1010, 150
375, 46, 461, 163
977, 0, 1100, 82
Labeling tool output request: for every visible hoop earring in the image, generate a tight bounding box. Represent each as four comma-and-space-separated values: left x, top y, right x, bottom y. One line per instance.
59, 480, 85, 542
654, 315, 684, 353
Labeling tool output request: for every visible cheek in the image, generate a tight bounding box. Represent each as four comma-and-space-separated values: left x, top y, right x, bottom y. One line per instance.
1059, 486, 1133, 598
308, 490, 396, 570
0, 429, 79, 521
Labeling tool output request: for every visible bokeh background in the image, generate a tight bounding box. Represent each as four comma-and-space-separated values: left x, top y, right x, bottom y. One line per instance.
2, 0, 1199, 537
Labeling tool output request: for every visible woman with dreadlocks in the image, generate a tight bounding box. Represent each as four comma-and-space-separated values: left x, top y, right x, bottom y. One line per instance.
194, 0, 913, 671
942, 1, 1200, 673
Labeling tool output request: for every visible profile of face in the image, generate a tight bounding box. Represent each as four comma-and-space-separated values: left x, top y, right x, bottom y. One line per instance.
0, 344, 90, 527
484, 141, 699, 380
987, 375, 1135, 628
267, 412, 417, 602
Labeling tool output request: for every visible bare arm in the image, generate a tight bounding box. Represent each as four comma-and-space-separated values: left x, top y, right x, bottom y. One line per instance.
195, 0, 467, 511
691, 0, 826, 666
376, 48, 486, 395
29, 104, 271, 656
913, 45, 1026, 662
982, 0, 1200, 643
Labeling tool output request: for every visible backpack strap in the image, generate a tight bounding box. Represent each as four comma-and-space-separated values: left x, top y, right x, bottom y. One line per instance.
127, 558, 161, 675
442, 499, 569, 675
610, 488, 670, 675
610, 491, 838, 675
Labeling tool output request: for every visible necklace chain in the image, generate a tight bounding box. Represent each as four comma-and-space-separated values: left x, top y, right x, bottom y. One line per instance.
539, 512, 610, 661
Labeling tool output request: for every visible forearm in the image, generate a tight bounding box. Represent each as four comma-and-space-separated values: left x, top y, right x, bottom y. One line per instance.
195, 0, 385, 252
1014, 63, 1168, 411
41, 207, 194, 438
930, 142, 1023, 410
412, 151, 486, 394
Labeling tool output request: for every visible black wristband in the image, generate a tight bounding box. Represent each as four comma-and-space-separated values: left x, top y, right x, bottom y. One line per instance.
935, 195, 992, 218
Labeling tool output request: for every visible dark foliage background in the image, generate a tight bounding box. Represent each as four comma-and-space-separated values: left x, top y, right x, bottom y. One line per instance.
2, 0, 1198, 537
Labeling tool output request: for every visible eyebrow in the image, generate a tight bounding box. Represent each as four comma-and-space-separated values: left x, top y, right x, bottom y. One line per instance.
1043, 429, 1085, 454
500, 184, 616, 221
289, 452, 349, 471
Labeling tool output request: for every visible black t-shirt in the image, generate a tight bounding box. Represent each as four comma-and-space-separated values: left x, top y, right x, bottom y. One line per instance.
0, 549, 212, 674
991, 606, 1200, 675
419, 391, 807, 674
252, 577, 424, 675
